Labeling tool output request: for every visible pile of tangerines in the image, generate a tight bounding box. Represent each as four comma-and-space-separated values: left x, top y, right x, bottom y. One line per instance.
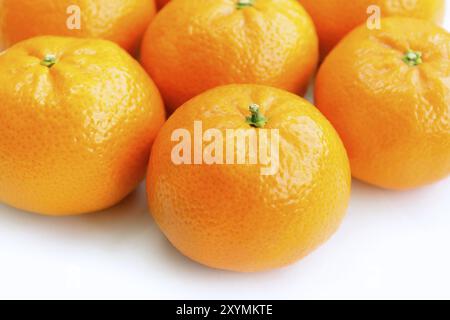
0, 0, 448, 272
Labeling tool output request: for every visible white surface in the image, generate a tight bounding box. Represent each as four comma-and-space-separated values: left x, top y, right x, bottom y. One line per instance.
0, 8, 449, 300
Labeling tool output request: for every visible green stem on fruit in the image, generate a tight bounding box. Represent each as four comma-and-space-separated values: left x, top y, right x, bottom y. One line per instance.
246, 104, 267, 128
236, 0, 254, 9
402, 50, 423, 67
40, 54, 57, 68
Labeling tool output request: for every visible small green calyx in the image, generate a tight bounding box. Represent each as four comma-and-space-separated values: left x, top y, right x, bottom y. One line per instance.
246, 104, 267, 128
402, 50, 423, 67
237, 0, 254, 9
40, 54, 57, 68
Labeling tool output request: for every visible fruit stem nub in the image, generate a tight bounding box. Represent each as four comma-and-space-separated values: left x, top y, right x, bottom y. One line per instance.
236, 0, 254, 10
402, 50, 423, 67
246, 104, 267, 128
40, 54, 57, 68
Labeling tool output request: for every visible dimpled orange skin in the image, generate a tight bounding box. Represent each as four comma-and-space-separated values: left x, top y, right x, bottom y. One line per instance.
140, 0, 318, 113
0, 36, 166, 215
147, 84, 351, 272
0, 0, 157, 54
299, 0, 445, 58
315, 17, 450, 190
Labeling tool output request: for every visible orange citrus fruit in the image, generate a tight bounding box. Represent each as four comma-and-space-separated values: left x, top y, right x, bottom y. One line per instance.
0, 0, 157, 54
140, 0, 318, 113
315, 17, 450, 190
0, 36, 166, 215
299, 0, 445, 58
147, 84, 351, 272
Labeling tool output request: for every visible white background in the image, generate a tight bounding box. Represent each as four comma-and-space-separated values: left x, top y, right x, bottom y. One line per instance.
0, 8, 449, 300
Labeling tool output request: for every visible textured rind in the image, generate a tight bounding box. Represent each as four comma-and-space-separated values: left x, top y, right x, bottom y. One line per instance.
0, 36, 166, 215
0, 0, 156, 53
140, 0, 318, 112
315, 17, 450, 189
299, 0, 446, 57
147, 84, 351, 272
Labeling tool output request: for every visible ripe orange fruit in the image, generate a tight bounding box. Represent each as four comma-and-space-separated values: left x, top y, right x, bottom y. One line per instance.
315, 17, 450, 190
0, 0, 157, 54
0, 36, 166, 215
140, 0, 318, 113
299, 0, 445, 58
147, 84, 351, 272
